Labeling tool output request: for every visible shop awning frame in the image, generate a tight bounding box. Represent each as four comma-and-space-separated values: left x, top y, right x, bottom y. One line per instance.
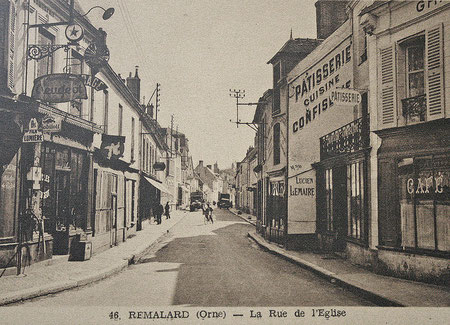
143, 176, 172, 195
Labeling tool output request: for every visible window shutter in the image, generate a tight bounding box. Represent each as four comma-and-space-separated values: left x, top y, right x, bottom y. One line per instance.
379, 45, 397, 128
426, 24, 444, 121
7, 0, 15, 91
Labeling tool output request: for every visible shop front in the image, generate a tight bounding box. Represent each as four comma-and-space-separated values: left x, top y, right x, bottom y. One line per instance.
315, 115, 370, 253
265, 173, 286, 245
376, 119, 449, 284
35, 118, 95, 256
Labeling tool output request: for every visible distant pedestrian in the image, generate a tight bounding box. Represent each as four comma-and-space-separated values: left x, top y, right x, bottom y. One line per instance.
208, 203, 214, 224
165, 202, 171, 219
155, 203, 163, 225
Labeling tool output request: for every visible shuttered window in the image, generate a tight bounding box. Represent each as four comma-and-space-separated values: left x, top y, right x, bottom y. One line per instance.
379, 46, 396, 128
0, 0, 9, 89
425, 24, 444, 120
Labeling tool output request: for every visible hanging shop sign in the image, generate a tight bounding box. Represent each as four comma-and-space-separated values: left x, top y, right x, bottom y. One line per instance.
42, 115, 62, 132
65, 23, 84, 43
23, 118, 43, 143
84, 42, 110, 67
31, 74, 87, 103
153, 162, 166, 171
330, 88, 361, 106
100, 134, 125, 160
80, 74, 108, 91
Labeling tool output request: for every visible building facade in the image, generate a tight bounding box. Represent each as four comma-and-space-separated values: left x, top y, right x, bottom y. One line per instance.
361, 0, 449, 284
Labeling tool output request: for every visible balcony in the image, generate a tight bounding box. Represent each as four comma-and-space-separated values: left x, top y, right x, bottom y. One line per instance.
320, 116, 370, 160
402, 94, 426, 123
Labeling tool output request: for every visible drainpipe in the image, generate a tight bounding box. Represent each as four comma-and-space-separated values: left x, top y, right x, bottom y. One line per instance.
284, 82, 289, 250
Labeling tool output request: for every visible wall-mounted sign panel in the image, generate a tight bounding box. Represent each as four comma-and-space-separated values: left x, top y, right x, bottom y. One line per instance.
330, 89, 361, 106
80, 74, 108, 91
42, 115, 62, 132
32, 74, 87, 103
23, 117, 43, 143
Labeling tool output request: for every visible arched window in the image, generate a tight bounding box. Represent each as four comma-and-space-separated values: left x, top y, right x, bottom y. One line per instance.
273, 123, 280, 165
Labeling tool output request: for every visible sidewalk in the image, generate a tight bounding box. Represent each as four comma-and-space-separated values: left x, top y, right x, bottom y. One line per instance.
229, 208, 257, 226
0, 210, 188, 306
248, 231, 450, 307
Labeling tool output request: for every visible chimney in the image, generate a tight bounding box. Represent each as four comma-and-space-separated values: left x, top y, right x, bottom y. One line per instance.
126, 66, 141, 102
199, 160, 203, 167
214, 162, 219, 174
315, 0, 349, 39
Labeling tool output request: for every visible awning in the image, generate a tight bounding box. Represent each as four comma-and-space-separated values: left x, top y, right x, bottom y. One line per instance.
144, 176, 172, 195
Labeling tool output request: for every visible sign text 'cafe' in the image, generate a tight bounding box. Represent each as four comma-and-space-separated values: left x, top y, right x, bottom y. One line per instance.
291, 40, 353, 133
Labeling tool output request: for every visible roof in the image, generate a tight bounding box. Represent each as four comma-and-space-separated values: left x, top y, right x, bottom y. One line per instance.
268, 38, 323, 64
252, 89, 272, 123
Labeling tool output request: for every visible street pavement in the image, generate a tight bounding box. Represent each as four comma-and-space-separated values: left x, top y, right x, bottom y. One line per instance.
0, 207, 448, 307
13, 208, 373, 307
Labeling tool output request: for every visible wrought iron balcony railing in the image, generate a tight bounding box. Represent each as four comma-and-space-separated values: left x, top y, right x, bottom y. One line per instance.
320, 115, 370, 160
401, 94, 426, 122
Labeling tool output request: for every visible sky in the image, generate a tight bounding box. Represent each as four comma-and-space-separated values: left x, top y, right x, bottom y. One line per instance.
78, 0, 317, 169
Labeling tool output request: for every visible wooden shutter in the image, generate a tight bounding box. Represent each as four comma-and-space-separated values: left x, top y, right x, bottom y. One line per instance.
379, 45, 397, 128
426, 24, 444, 121
7, 0, 15, 91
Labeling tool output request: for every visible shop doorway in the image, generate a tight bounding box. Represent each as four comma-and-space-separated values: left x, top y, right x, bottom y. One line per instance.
53, 170, 71, 254
332, 165, 347, 251
110, 174, 118, 247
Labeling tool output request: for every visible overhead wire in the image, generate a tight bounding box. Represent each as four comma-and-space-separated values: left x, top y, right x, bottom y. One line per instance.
114, 0, 154, 93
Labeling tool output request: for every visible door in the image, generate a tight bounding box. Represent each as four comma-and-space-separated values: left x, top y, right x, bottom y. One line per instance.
54, 171, 70, 254
332, 165, 348, 251
110, 174, 118, 247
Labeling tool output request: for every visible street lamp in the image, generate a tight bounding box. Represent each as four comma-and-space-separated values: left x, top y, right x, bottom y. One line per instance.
79, 6, 115, 21
28, 1, 114, 29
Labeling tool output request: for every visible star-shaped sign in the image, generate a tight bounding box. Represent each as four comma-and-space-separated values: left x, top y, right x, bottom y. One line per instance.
65, 24, 84, 43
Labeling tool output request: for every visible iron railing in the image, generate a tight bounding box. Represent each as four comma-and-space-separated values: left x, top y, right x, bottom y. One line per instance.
401, 94, 426, 122
320, 115, 370, 160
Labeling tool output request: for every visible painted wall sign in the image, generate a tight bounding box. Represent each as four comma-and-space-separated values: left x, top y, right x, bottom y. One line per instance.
80, 74, 108, 91
42, 115, 62, 132
290, 38, 353, 133
416, 0, 446, 12
330, 89, 361, 106
287, 169, 317, 234
31, 73, 87, 103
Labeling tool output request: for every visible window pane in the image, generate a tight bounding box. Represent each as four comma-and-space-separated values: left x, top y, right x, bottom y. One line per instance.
407, 46, 424, 71
408, 72, 425, 97
434, 155, 449, 251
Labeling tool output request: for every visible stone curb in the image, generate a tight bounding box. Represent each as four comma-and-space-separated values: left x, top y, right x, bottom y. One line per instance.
0, 213, 188, 306
248, 231, 405, 307
228, 209, 257, 226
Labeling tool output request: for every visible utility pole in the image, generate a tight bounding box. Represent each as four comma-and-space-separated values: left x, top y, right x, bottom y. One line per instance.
170, 114, 174, 158
229, 89, 245, 128
229, 89, 263, 131
155, 83, 161, 122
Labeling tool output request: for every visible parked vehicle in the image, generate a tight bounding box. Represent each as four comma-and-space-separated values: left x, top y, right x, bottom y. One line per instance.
218, 193, 232, 209
190, 191, 204, 211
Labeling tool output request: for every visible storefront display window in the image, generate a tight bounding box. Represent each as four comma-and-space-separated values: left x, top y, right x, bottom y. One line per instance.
325, 168, 333, 232
347, 161, 365, 240
398, 155, 449, 252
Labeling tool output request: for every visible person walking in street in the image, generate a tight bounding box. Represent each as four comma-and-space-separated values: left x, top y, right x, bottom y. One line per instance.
155, 203, 163, 225
165, 202, 171, 219
202, 202, 209, 224
208, 203, 214, 224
